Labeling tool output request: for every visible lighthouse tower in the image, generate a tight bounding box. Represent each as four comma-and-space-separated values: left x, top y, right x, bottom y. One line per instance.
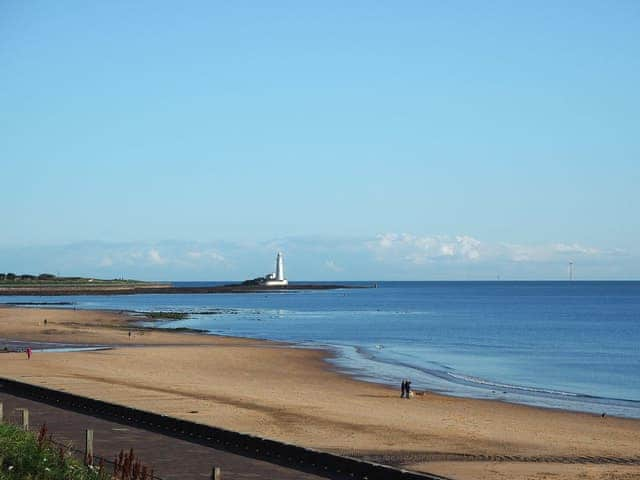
275, 252, 285, 281
264, 252, 288, 286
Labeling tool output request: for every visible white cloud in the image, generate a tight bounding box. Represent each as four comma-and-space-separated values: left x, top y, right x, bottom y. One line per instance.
500, 242, 602, 263
457, 235, 482, 260
368, 233, 486, 264
324, 259, 344, 272
99, 256, 113, 267
186, 250, 225, 262
368, 233, 613, 267
553, 243, 599, 255
148, 248, 166, 265
0, 235, 630, 281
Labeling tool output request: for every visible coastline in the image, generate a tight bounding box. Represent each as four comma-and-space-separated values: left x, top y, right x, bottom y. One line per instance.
0, 283, 366, 296
1, 306, 639, 480
2, 302, 639, 420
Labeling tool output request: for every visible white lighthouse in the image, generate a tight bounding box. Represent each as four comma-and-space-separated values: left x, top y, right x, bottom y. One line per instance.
264, 252, 288, 286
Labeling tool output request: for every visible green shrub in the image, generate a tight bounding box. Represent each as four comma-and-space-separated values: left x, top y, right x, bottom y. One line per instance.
0, 423, 108, 480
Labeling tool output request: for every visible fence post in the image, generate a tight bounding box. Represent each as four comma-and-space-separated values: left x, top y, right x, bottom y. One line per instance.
16, 408, 29, 430
211, 466, 221, 480
85, 429, 94, 465
0, 401, 3, 423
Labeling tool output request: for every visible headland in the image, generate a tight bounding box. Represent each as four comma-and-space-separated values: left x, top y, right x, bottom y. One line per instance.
0, 274, 365, 296
1, 305, 639, 480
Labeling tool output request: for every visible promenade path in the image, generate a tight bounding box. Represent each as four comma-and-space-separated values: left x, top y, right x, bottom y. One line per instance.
0, 391, 329, 480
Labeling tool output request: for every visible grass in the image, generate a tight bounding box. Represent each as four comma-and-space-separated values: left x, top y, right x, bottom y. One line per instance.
0, 275, 167, 288
0, 423, 108, 480
0, 424, 155, 480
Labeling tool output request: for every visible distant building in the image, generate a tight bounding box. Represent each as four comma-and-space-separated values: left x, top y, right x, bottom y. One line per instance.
264, 252, 288, 286
242, 252, 289, 286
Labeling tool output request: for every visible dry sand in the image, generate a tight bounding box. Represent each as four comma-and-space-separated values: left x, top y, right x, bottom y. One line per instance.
1, 306, 639, 479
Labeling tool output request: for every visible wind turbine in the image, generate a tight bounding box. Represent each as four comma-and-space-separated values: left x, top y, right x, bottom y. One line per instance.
568, 261, 574, 281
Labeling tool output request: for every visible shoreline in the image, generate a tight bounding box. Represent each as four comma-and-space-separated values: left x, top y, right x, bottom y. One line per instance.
6, 303, 640, 420
1, 306, 639, 479
137, 314, 640, 421
0, 283, 368, 296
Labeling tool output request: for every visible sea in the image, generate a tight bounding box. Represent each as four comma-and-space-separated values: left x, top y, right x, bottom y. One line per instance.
4, 281, 640, 419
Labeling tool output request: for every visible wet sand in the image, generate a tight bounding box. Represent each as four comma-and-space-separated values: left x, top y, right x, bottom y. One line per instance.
1, 307, 639, 480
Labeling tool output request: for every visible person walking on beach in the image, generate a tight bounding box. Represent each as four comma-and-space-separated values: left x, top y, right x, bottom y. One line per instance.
400, 379, 406, 398
26, 347, 32, 360
405, 380, 412, 398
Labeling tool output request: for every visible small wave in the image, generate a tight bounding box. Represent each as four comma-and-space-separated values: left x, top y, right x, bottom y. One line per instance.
331, 345, 640, 411
447, 372, 580, 398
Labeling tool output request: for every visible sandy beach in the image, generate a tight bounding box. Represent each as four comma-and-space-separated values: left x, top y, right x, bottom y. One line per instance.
1, 306, 639, 480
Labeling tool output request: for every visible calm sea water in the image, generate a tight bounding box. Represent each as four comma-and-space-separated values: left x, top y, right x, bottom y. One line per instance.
5, 281, 640, 418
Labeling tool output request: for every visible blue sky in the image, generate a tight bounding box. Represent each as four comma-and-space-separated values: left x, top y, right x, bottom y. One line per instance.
1, 1, 638, 280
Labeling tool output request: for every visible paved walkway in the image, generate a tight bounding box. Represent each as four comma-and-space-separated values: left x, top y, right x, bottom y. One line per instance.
0, 392, 329, 480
